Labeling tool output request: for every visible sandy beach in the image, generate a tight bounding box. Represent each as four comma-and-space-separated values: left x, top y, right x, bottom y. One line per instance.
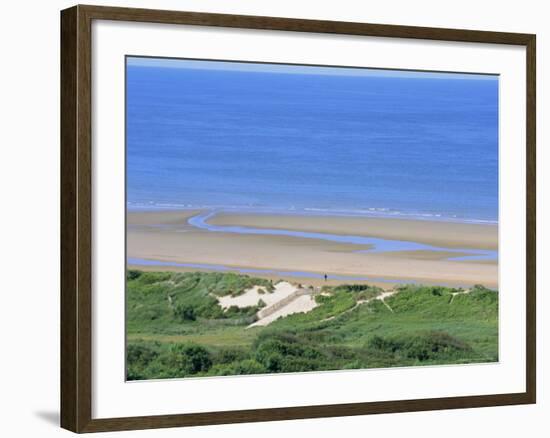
209, 212, 498, 250
127, 210, 498, 288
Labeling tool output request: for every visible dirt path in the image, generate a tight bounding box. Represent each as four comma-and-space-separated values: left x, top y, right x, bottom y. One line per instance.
378, 291, 396, 312
449, 288, 471, 304
322, 299, 367, 322
321, 290, 398, 322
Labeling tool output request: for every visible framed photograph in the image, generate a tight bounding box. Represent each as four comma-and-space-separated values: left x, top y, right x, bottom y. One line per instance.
60, 4, 536, 433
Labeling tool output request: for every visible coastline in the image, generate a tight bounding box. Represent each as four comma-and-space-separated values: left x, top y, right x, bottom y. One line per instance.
127, 209, 498, 288
208, 211, 498, 250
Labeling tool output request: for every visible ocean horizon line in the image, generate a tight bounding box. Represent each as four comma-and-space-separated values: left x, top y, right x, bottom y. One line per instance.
126, 57, 498, 81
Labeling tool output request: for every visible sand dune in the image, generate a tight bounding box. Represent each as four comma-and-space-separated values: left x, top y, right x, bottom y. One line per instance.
217, 281, 296, 309
216, 281, 319, 328
248, 293, 318, 328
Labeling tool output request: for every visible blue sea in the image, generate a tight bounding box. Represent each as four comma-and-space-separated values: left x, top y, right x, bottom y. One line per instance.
126, 61, 498, 223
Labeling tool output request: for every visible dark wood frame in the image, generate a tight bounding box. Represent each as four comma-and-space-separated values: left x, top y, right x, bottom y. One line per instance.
61, 4, 536, 433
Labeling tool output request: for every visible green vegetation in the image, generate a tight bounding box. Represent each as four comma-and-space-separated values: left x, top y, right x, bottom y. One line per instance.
127, 271, 498, 380
126, 270, 273, 333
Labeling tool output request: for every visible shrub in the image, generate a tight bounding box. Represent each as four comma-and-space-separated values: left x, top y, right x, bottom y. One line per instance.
213, 359, 267, 376
127, 342, 159, 367
232, 359, 266, 375
254, 332, 326, 373
333, 284, 382, 293
127, 270, 142, 281
173, 304, 197, 322
167, 344, 213, 375
214, 348, 249, 364
367, 331, 471, 362
126, 341, 161, 380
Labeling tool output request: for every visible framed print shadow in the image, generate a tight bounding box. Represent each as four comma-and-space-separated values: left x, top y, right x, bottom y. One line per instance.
60, 4, 536, 433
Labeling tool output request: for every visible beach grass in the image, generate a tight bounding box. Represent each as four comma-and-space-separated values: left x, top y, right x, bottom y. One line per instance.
126, 270, 498, 380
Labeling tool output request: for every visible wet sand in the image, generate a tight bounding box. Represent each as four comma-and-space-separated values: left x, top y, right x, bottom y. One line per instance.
127, 210, 498, 288
209, 212, 498, 250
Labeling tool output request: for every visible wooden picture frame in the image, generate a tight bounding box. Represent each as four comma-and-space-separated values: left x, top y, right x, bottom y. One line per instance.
61, 4, 536, 433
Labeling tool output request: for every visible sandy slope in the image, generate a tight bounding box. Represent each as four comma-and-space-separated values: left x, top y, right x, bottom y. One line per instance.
216, 281, 319, 328
248, 294, 318, 327
217, 282, 297, 309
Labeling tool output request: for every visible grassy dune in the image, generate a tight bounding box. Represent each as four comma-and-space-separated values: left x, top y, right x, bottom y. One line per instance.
126, 270, 498, 380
